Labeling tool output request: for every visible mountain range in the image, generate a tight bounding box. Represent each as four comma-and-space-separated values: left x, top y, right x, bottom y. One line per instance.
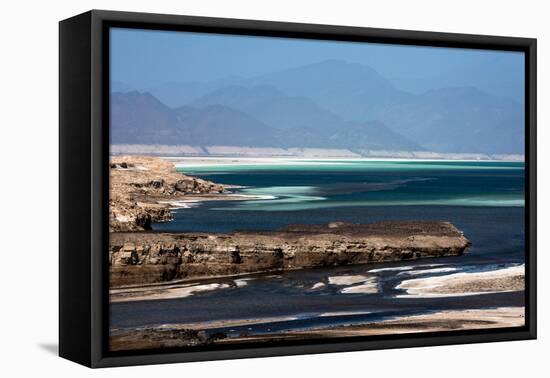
111, 60, 524, 154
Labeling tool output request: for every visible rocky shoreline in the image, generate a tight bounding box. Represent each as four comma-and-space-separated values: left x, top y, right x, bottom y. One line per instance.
109, 156, 228, 232
110, 221, 471, 287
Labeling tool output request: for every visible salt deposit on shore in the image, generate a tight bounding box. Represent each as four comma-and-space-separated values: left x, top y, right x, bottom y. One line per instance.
396, 264, 524, 298
328, 275, 369, 286
110, 282, 232, 303
340, 279, 379, 294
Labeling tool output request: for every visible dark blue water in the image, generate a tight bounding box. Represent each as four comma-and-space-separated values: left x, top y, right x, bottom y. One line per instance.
112, 161, 525, 335
155, 160, 524, 232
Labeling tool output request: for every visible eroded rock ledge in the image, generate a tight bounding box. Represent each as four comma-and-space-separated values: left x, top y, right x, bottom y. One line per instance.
110, 221, 471, 287
110, 156, 226, 232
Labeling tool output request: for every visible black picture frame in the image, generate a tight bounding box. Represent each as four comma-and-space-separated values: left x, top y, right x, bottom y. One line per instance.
59, 9, 537, 368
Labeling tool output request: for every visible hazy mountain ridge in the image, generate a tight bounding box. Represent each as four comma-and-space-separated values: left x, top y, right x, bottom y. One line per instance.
111, 60, 524, 154
111, 91, 420, 151
389, 57, 524, 103
191, 84, 344, 132
376, 86, 524, 153
248, 59, 413, 121
111, 92, 280, 146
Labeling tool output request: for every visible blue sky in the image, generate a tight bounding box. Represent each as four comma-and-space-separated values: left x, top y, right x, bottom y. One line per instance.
110, 27, 524, 101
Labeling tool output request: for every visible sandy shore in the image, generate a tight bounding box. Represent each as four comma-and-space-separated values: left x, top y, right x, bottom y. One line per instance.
216, 307, 525, 344
110, 306, 524, 351
277, 307, 525, 338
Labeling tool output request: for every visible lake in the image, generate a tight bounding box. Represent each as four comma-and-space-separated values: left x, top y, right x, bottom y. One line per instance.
111, 159, 525, 335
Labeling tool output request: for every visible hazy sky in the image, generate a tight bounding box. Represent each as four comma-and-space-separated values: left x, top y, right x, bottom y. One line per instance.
110, 27, 524, 101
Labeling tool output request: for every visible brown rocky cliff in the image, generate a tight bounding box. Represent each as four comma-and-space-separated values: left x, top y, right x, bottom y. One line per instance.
109, 221, 471, 287
109, 156, 226, 232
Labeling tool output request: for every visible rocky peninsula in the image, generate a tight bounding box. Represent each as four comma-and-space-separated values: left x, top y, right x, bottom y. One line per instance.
110, 156, 229, 232
110, 220, 470, 287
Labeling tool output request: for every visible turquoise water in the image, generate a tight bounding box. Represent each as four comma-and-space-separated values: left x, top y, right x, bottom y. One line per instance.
176, 160, 525, 212
179, 159, 523, 172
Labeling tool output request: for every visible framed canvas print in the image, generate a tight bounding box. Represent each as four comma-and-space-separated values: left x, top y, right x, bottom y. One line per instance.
59, 10, 537, 368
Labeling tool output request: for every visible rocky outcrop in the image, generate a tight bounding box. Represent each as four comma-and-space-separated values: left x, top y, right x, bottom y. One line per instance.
110, 221, 471, 287
109, 156, 226, 232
